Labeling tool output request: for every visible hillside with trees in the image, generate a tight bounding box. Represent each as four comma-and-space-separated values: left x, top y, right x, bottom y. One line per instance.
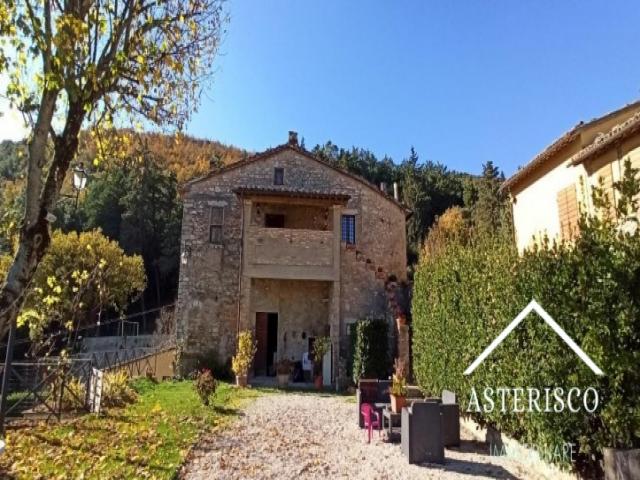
1, 131, 506, 328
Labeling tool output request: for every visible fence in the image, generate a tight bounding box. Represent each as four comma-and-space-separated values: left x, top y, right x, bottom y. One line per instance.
74, 346, 176, 380
0, 344, 176, 431
0, 358, 93, 423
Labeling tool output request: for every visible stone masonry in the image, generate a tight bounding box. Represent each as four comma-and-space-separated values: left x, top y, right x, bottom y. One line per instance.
176, 133, 408, 384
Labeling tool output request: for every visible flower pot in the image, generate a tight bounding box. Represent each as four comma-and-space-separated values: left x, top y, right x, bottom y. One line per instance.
396, 316, 407, 330
277, 373, 290, 388
314, 375, 323, 390
236, 374, 248, 388
390, 394, 407, 413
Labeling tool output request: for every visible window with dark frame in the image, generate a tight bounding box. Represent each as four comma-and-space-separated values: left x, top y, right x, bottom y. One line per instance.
274, 167, 284, 185
209, 206, 224, 244
341, 214, 356, 245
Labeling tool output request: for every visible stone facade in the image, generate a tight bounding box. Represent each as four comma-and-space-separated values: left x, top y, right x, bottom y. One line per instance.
176, 135, 408, 384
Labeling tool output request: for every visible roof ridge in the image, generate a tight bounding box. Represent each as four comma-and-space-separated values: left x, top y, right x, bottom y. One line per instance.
183, 141, 411, 213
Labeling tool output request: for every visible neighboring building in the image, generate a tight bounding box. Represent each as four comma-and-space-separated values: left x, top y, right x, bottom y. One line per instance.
503, 101, 640, 252
176, 132, 409, 385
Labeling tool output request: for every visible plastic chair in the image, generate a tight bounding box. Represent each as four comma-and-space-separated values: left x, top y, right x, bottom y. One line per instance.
360, 403, 381, 443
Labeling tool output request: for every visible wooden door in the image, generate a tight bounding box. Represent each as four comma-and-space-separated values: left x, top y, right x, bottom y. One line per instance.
254, 312, 268, 376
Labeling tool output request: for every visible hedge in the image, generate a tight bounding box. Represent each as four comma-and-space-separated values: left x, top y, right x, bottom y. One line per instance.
413, 204, 640, 475
351, 318, 391, 384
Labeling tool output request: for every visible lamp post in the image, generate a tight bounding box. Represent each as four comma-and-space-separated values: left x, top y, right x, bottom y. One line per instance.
72, 163, 88, 210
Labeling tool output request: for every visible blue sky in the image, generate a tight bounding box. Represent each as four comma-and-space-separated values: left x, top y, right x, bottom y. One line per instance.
185, 0, 640, 176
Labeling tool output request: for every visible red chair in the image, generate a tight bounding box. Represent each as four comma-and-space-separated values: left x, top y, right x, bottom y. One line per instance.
360, 403, 381, 443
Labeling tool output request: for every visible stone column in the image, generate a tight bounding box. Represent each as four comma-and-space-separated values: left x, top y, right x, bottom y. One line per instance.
238, 199, 253, 334
330, 204, 343, 389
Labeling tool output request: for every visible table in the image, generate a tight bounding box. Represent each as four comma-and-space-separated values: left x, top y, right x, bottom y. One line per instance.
382, 407, 401, 437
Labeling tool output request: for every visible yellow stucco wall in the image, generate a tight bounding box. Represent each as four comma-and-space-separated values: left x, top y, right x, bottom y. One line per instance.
512, 141, 640, 253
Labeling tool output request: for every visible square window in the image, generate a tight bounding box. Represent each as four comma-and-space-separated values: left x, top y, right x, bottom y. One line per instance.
341, 215, 356, 245
274, 167, 284, 185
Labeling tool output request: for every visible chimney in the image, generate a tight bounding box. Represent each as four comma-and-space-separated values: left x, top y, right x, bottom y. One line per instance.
393, 182, 400, 201
288, 131, 298, 146
379, 182, 386, 192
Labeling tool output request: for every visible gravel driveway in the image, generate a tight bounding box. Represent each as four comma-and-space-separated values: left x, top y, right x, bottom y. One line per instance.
180, 392, 550, 480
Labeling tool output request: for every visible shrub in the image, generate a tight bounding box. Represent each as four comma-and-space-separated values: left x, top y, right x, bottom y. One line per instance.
193, 348, 233, 381
102, 370, 137, 408
193, 369, 217, 405
312, 336, 332, 376
351, 318, 391, 384
59, 377, 88, 411
412, 161, 640, 476
231, 330, 257, 378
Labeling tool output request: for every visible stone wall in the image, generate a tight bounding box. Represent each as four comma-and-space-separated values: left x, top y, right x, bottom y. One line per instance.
176, 145, 407, 374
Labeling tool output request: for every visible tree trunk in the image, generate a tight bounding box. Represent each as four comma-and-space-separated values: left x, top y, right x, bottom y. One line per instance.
0, 101, 85, 340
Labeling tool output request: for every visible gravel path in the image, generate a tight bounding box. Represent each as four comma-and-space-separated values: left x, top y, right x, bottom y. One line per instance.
180, 393, 550, 480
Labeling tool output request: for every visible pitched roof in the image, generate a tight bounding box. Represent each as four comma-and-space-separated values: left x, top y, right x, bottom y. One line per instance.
184, 141, 411, 213
502, 100, 640, 193
568, 112, 640, 166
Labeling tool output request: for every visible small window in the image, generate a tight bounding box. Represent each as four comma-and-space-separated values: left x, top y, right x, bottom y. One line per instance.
209, 206, 224, 244
265, 214, 285, 228
274, 167, 284, 185
341, 215, 356, 244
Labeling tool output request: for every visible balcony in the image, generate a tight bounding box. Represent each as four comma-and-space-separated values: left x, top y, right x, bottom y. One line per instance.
244, 227, 337, 280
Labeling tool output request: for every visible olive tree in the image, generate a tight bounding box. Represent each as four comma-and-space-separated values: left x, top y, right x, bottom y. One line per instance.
0, 0, 226, 338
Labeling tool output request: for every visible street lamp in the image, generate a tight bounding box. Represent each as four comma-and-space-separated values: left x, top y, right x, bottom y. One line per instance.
72, 163, 88, 209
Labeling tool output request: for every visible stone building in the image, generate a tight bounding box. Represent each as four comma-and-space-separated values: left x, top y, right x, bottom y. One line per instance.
176, 132, 409, 386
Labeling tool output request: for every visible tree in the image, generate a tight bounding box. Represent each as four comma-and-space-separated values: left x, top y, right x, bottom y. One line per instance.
0, 1, 226, 338
0, 180, 25, 254
470, 161, 511, 236
0, 229, 145, 352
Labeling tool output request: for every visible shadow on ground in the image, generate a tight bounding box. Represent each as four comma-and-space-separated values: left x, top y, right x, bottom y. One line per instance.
423, 457, 522, 479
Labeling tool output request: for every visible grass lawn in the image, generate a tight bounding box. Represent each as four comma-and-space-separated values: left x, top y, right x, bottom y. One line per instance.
0, 379, 264, 479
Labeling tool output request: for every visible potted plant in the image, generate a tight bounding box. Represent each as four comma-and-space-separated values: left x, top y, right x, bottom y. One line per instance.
389, 358, 408, 413
231, 330, 257, 388
276, 359, 293, 387
312, 336, 332, 390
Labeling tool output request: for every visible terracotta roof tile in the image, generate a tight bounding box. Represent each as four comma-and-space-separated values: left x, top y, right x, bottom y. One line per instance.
569, 112, 640, 166
232, 186, 351, 203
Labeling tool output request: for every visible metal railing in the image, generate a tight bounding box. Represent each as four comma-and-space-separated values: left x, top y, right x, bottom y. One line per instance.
0, 358, 93, 425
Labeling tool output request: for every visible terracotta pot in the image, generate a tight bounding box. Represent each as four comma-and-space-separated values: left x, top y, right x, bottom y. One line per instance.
314, 375, 323, 390
236, 374, 248, 388
277, 373, 290, 387
390, 394, 407, 413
